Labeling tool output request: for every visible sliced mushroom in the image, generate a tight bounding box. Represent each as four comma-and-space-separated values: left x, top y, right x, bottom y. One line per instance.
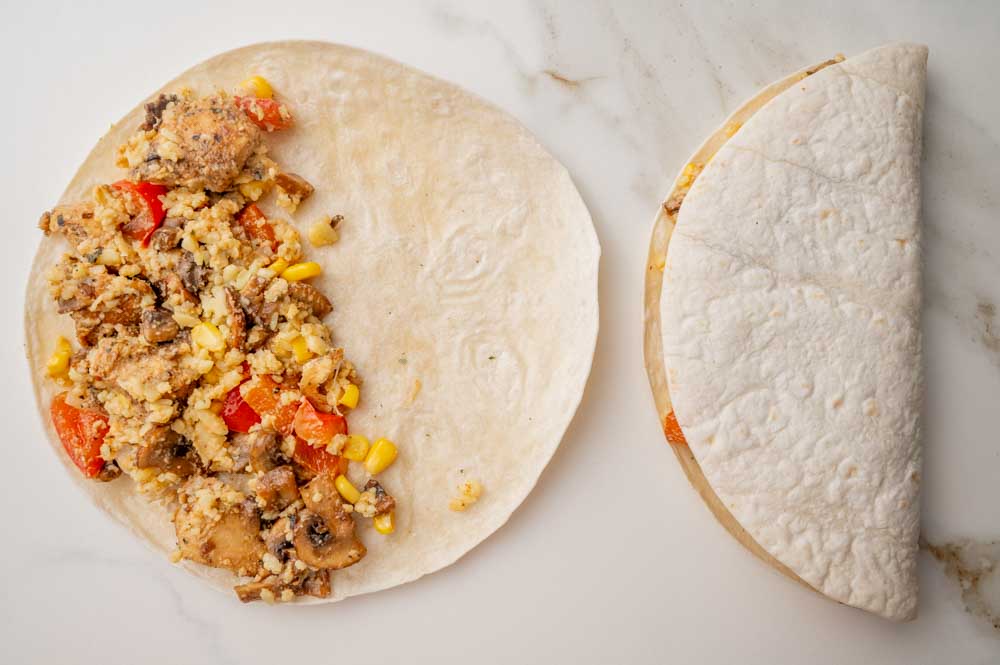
247, 431, 286, 472
140, 308, 180, 344
264, 516, 295, 562
234, 578, 279, 603
177, 251, 209, 295
175, 497, 265, 576
157, 271, 199, 306
135, 427, 200, 477
275, 173, 315, 201
224, 286, 246, 351
245, 326, 272, 351
256, 466, 299, 512
148, 216, 185, 251
239, 274, 279, 329
139, 93, 179, 131
95, 460, 122, 482
292, 473, 366, 569
363, 479, 396, 516
302, 570, 331, 599
288, 282, 332, 318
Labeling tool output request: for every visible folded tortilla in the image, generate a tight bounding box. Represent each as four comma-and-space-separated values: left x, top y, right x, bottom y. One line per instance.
26, 41, 600, 601
645, 43, 926, 620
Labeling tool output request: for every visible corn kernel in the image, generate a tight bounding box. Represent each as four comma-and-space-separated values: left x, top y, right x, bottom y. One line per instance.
343, 434, 370, 462
308, 216, 341, 247
46, 336, 72, 377
280, 261, 321, 282
241, 75, 273, 99
334, 474, 361, 504
373, 511, 395, 535
268, 258, 289, 275
338, 383, 359, 409
291, 336, 312, 363
364, 438, 398, 475
192, 321, 225, 352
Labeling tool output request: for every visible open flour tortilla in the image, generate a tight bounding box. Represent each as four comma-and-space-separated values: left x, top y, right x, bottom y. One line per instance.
646, 43, 926, 620
25, 41, 600, 602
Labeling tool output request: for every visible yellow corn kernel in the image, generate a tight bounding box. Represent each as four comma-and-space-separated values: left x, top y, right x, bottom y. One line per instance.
334, 474, 361, 504
308, 216, 340, 247
373, 511, 395, 535
338, 383, 360, 409
268, 258, 289, 275
291, 336, 312, 363
280, 261, 321, 282
343, 434, 370, 462
191, 321, 225, 352
364, 438, 398, 475
241, 75, 273, 99
46, 336, 72, 377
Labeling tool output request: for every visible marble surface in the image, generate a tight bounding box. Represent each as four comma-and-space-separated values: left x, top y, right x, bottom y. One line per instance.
4, 1, 999, 663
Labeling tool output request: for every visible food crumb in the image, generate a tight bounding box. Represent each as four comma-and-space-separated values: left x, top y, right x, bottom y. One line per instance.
408, 379, 422, 404
308, 214, 342, 247
449, 480, 483, 512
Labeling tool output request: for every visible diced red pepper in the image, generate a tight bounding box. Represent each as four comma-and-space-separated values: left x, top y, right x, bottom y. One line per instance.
50, 393, 109, 478
293, 398, 348, 449
236, 203, 278, 252
235, 96, 294, 131
243, 375, 298, 435
222, 382, 261, 433
293, 437, 349, 476
112, 180, 168, 247
663, 410, 688, 446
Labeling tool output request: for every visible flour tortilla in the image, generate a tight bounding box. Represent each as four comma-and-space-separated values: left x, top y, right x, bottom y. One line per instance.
25, 41, 600, 602
650, 43, 926, 620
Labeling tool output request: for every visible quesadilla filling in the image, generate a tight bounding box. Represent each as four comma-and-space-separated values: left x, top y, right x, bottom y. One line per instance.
39, 81, 399, 603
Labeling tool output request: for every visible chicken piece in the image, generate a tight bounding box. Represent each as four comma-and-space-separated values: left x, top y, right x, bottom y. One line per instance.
140, 308, 179, 344
131, 95, 262, 192
224, 286, 246, 351
255, 466, 299, 512
56, 271, 154, 345
135, 426, 200, 477
175, 492, 265, 576
288, 282, 332, 318
85, 333, 201, 400
38, 202, 103, 253
292, 473, 365, 569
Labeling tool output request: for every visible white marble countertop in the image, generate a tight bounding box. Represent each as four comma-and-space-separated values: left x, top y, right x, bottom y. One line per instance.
4, 1, 999, 663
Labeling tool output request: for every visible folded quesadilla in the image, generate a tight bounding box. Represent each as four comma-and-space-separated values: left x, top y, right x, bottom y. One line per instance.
644, 43, 927, 620
26, 41, 599, 603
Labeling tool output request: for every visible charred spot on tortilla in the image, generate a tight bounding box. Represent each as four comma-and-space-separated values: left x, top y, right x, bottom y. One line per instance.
34, 79, 400, 602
